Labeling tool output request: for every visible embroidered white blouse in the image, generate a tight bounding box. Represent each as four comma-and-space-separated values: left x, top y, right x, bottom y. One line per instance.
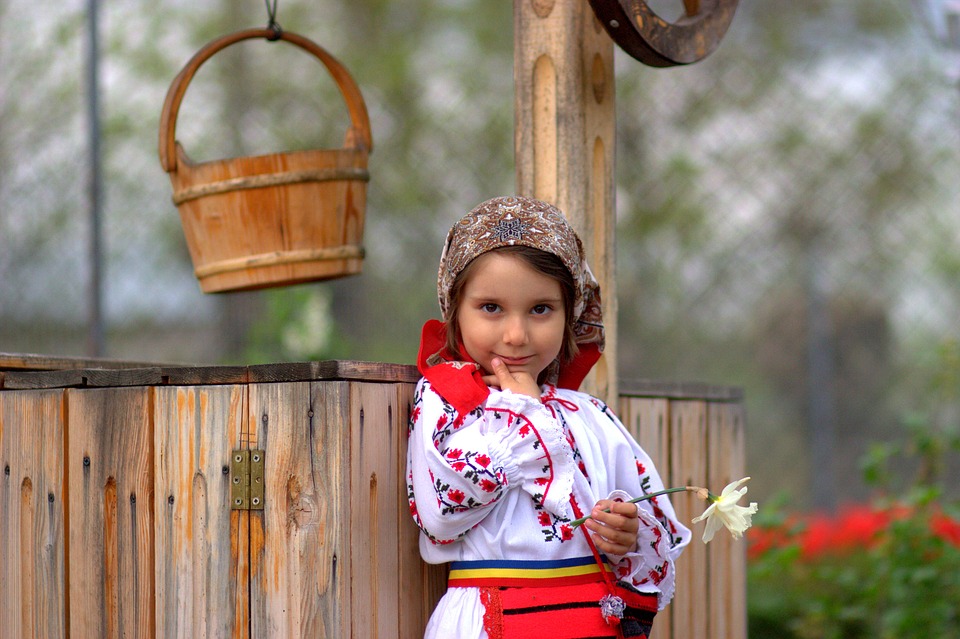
406, 378, 692, 638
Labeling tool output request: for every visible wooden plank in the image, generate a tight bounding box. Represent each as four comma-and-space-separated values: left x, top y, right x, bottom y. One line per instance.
66, 387, 155, 638
0, 361, 419, 391
394, 383, 447, 637
157, 366, 250, 386
247, 360, 419, 384
618, 396, 673, 639
348, 382, 404, 638
0, 389, 68, 639
708, 401, 748, 639
0, 352, 168, 372
621, 379, 744, 402
514, 0, 618, 403
2, 369, 90, 390
668, 400, 709, 639
154, 385, 247, 638
1, 368, 164, 391
249, 381, 351, 638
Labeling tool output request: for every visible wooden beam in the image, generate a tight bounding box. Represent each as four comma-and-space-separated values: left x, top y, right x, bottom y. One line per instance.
514, 0, 618, 404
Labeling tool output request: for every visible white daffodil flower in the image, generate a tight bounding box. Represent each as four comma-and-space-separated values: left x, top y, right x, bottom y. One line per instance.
691, 477, 759, 543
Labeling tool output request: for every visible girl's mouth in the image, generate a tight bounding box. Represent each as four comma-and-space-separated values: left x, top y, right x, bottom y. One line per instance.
497, 355, 532, 366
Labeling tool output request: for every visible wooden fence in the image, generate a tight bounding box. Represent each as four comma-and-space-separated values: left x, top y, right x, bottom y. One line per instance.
0, 355, 745, 638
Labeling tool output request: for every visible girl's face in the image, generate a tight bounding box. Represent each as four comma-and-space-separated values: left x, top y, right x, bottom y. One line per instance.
456, 251, 566, 381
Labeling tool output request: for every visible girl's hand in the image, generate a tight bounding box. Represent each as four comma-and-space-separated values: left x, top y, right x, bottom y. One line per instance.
583, 499, 639, 556
482, 357, 541, 399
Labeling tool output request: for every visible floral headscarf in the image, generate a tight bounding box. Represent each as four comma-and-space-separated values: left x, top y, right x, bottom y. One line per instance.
418, 195, 605, 412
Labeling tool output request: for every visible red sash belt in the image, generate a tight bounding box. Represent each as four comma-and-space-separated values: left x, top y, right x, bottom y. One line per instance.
448, 558, 657, 639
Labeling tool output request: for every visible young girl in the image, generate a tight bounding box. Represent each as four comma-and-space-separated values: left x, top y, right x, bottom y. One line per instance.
407, 196, 690, 639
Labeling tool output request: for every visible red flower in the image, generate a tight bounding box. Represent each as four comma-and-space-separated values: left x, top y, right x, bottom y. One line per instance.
475, 454, 491, 468
436, 415, 448, 431
480, 479, 497, 492
445, 448, 463, 459
747, 525, 790, 560
411, 407, 421, 422
538, 512, 552, 526
519, 424, 530, 437
800, 514, 833, 559
636, 461, 646, 475
534, 477, 549, 486
833, 506, 889, 550
451, 461, 467, 472
447, 489, 465, 504
560, 524, 574, 541
931, 512, 960, 547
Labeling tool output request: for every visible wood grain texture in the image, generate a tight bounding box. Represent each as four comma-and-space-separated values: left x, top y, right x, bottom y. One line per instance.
1, 360, 420, 391
668, 400, 709, 639
349, 383, 399, 638
618, 396, 672, 639
66, 387, 155, 639
154, 385, 246, 638
708, 400, 748, 639
514, 0, 618, 403
0, 389, 67, 639
394, 383, 448, 636
348, 381, 448, 638
0, 352, 167, 372
249, 381, 351, 638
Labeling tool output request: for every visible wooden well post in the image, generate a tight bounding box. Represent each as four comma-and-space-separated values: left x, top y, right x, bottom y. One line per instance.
514, 0, 619, 403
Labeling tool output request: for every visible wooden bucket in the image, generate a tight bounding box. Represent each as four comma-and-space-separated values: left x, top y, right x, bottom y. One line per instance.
159, 29, 372, 293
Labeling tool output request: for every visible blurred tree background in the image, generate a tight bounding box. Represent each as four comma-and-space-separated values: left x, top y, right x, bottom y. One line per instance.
1, 0, 958, 513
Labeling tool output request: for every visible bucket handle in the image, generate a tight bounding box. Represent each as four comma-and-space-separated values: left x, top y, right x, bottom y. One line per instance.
159, 28, 372, 173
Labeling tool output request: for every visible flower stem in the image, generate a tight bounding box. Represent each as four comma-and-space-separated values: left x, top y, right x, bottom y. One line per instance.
570, 486, 696, 528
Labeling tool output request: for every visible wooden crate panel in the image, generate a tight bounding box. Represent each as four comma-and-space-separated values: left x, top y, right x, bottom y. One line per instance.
248, 381, 351, 639
393, 383, 447, 637
0, 389, 67, 639
154, 385, 247, 639
66, 387, 155, 638
708, 400, 748, 639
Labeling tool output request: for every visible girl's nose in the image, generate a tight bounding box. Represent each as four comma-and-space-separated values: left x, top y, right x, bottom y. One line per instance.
503, 316, 529, 345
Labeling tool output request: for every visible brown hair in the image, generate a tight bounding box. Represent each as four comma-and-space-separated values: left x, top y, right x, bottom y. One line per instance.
445, 245, 579, 367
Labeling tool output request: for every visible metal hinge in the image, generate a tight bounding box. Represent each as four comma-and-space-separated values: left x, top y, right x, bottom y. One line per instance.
230, 449, 265, 510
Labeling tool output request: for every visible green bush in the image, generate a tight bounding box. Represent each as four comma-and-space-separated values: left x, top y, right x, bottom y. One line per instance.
747, 420, 960, 639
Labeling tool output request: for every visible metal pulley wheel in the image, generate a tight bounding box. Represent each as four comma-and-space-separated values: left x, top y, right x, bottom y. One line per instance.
588, 0, 739, 67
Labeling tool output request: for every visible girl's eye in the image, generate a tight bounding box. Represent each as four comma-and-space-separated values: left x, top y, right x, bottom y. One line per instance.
531, 304, 552, 315
480, 303, 500, 313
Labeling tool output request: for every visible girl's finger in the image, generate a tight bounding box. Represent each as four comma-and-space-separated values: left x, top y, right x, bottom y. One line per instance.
490, 358, 513, 384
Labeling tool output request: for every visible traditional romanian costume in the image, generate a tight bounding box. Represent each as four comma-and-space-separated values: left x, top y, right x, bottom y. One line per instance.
407, 196, 691, 639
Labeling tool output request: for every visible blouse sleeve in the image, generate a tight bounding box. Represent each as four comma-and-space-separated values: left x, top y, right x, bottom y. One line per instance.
575, 395, 692, 610
406, 378, 577, 545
